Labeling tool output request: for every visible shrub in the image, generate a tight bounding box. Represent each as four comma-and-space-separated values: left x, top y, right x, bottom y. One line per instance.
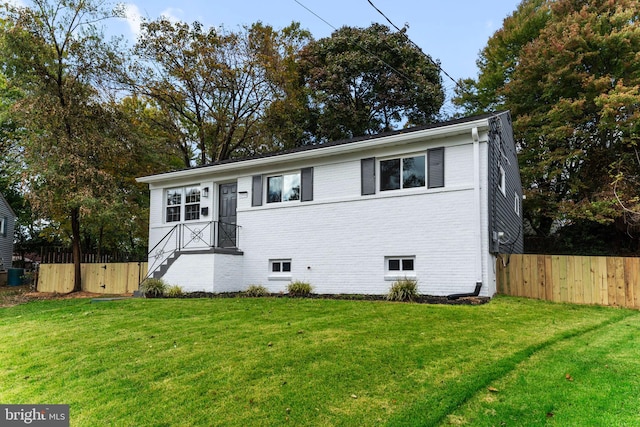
140, 278, 167, 298
165, 285, 184, 298
386, 278, 419, 302
244, 285, 268, 297
287, 281, 313, 297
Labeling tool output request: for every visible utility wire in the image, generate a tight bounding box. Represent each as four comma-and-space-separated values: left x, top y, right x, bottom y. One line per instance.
294, 0, 463, 117
366, 0, 462, 91
293, 0, 430, 91
293, 0, 338, 31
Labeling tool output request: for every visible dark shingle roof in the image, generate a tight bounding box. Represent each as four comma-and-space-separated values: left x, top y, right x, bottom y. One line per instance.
168, 111, 503, 174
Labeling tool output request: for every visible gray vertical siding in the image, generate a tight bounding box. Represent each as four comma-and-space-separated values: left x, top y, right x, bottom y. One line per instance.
0, 195, 15, 269
487, 112, 524, 254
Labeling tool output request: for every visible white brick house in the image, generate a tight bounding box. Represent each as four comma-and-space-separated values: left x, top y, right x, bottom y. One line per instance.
137, 112, 523, 297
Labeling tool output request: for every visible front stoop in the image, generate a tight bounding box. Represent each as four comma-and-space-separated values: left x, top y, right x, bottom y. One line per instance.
151, 248, 244, 280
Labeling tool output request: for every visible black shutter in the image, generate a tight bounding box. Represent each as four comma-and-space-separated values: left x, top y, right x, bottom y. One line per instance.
252, 175, 263, 206
361, 157, 376, 195
301, 167, 314, 202
428, 148, 444, 188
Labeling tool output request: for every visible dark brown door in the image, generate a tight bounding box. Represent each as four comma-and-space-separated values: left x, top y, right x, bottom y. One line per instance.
218, 183, 237, 248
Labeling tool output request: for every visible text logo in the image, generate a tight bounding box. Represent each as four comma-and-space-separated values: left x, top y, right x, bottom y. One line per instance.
1, 405, 69, 427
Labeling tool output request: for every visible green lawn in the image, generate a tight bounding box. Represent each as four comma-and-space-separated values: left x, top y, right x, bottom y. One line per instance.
0, 296, 638, 426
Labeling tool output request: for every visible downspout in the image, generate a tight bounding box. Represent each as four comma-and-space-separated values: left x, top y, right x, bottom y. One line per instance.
448, 127, 484, 300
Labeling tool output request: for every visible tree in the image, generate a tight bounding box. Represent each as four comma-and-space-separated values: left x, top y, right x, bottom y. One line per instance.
130, 20, 311, 166
454, 0, 640, 254
77, 96, 185, 260
452, 0, 550, 116
298, 23, 445, 142
1, 0, 130, 291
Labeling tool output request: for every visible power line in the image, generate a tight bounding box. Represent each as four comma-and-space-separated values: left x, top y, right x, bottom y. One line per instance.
293, 0, 338, 31
366, 0, 462, 91
293, 0, 462, 118
293, 0, 424, 91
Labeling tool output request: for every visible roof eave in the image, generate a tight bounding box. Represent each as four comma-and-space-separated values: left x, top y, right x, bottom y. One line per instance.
136, 117, 492, 185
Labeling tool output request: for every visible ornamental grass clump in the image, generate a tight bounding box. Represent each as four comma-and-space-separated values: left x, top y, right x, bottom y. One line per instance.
386, 278, 419, 302
165, 285, 184, 298
140, 278, 167, 298
287, 281, 313, 297
244, 285, 269, 297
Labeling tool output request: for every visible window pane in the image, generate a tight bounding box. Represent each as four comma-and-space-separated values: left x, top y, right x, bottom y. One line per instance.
403, 156, 425, 188
389, 259, 400, 271
267, 176, 283, 203
166, 206, 180, 222
283, 173, 300, 201
402, 259, 414, 271
185, 204, 200, 221
380, 159, 401, 191
185, 187, 200, 203
282, 262, 291, 272
272, 262, 281, 272
167, 189, 181, 205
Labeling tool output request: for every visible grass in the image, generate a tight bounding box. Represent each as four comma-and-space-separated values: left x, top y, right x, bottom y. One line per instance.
0, 295, 638, 426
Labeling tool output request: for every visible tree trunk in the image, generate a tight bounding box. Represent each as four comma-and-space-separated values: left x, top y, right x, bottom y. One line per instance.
71, 207, 82, 292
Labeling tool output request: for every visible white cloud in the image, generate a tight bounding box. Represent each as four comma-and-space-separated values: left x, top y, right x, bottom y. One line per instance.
160, 7, 184, 23
122, 3, 144, 37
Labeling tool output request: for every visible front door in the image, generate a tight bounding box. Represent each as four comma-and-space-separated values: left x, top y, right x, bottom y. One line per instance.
218, 183, 237, 248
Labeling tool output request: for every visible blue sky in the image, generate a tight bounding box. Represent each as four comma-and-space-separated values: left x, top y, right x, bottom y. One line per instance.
114, 0, 521, 113
117, 1, 520, 78
10, 0, 522, 112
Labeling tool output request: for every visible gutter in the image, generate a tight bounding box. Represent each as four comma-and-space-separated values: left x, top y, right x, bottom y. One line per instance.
136, 118, 492, 184
448, 126, 484, 300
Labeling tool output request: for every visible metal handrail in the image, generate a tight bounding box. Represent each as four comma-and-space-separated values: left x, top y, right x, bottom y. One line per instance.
141, 221, 241, 285
146, 224, 179, 258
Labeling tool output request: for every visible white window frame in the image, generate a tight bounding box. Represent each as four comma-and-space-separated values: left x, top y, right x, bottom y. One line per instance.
165, 186, 201, 223
0, 217, 5, 237
267, 172, 301, 204
498, 165, 506, 196
384, 256, 417, 281
269, 259, 292, 281
514, 192, 520, 216
379, 155, 426, 192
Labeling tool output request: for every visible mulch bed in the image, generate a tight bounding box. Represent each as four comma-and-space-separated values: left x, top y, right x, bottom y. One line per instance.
1, 286, 489, 307
178, 292, 490, 305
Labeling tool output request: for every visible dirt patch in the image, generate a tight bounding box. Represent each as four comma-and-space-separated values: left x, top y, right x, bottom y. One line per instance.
0, 285, 129, 308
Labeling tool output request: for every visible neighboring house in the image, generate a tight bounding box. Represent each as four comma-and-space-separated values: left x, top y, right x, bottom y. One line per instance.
0, 193, 16, 271
137, 111, 523, 297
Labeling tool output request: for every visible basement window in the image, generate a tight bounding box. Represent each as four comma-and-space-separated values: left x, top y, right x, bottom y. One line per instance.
269, 259, 292, 281
385, 256, 416, 280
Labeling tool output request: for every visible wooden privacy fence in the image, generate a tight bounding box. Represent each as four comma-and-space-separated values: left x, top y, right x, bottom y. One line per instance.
497, 254, 640, 309
37, 262, 148, 294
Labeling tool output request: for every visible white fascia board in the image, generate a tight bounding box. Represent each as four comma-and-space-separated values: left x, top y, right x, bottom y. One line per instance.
136, 118, 490, 185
